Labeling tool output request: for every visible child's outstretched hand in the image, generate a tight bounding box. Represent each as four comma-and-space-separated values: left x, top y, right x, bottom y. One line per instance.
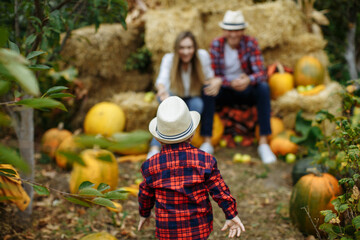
138, 216, 150, 231
221, 216, 245, 238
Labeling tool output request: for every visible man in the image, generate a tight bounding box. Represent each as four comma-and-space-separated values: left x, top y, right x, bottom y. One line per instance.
207, 10, 276, 164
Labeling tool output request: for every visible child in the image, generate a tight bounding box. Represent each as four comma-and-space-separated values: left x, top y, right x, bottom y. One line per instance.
138, 96, 245, 239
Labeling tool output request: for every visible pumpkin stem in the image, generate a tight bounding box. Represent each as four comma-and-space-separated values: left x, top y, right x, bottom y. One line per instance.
57, 122, 64, 130
276, 62, 285, 74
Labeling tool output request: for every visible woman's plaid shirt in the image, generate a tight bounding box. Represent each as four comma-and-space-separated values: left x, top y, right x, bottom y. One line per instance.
138, 142, 238, 240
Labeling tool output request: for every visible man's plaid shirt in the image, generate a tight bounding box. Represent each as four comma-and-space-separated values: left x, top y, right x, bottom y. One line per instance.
138, 142, 238, 240
210, 35, 267, 87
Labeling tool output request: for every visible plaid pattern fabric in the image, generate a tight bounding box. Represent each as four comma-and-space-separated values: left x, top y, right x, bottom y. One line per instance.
138, 142, 238, 240
210, 36, 267, 86
218, 105, 258, 147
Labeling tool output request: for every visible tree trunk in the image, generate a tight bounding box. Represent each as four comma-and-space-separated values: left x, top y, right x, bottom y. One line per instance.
9, 95, 35, 219
17, 107, 34, 217
344, 23, 358, 80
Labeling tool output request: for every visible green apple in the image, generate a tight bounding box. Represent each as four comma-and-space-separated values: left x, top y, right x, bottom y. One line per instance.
234, 135, 243, 144
241, 154, 251, 163
219, 139, 227, 148
305, 85, 314, 91
144, 91, 155, 103
285, 153, 296, 163
233, 153, 243, 162
297, 85, 306, 93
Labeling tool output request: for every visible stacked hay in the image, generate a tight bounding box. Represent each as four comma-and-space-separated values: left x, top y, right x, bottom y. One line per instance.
271, 82, 343, 136
262, 33, 328, 69
61, 23, 153, 129
145, 7, 204, 72
111, 92, 159, 131
145, 0, 327, 73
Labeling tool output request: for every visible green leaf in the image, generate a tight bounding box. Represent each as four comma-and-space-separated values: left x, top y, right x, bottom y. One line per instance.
28, 64, 51, 70
8, 40, 20, 54
74, 135, 113, 149
48, 93, 74, 98
324, 212, 337, 223
78, 188, 104, 197
0, 27, 8, 47
57, 151, 85, 166
0, 168, 16, 175
16, 98, 67, 111
91, 197, 116, 209
44, 86, 69, 95
353, 216, 360, 229
97, 153, 113, 162
0, 196, 17, 201
104, 190, 128, 200
0, 112, 11, 127
0, 80, 11, 96
79, 181, 95, 190
31, 184, 50, 196
3, 61, 40, 96
24, 34, 37, 47
64, 196, 91, 208
26, 50, 45, 60
338, 204, 349, 213
97, 183, 110, 192
0, 144, 30, 173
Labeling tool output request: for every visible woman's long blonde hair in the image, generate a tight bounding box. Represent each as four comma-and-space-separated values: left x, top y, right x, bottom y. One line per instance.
170, 31, 205, 97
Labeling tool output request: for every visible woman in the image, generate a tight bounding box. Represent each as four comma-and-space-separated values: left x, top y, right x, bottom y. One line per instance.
147, 31, 222, 159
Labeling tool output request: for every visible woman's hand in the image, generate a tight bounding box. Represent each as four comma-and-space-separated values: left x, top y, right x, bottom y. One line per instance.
157, 85, 170, 101
204, 77, 222, 96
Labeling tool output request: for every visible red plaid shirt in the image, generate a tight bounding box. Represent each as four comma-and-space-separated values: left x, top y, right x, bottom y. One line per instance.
210, 35, 267, 87
138, 142, 238, 240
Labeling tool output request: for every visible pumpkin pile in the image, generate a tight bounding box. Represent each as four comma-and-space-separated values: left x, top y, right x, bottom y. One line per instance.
255, 117, 299, 157
268, 56, 327, 99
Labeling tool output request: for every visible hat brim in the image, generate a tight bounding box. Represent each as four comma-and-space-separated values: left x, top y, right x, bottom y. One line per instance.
219, 22, 247, 30
149, 111, 200, 144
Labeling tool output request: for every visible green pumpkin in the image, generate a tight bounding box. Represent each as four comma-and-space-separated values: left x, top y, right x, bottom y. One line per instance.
291, 158, 327, 185
290, 173, 342, 236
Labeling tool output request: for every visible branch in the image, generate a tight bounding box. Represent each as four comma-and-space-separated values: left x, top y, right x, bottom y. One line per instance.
301, 206, 323, 240
51, 0, 73, 12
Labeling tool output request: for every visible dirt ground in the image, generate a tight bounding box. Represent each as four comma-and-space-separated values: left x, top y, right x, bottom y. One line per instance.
0, 144, 308, 240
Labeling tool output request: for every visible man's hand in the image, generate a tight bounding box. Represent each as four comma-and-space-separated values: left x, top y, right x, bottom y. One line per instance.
204, 77, 222, 96
138, 216, 150, 231
230, 73, 250, 92
221, 216, 245, 238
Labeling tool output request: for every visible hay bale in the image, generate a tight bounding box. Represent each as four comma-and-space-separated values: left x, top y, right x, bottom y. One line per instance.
240, 0, 307, 50
61, 23, 152, 92
111, 92, 159, 131
262, 33, 328, 69
271, 81, 343, 136
145, 8, 204, 53
163, 0, 253, 13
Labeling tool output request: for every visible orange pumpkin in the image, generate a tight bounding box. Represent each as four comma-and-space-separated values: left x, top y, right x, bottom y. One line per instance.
290, 173, 342, 236
255, 117, 285, 141
84, 102, 126, 137
191, 113, 224, 148
294, 56, 325, 87
41, 124, 72, 158
70, 149, 118, 194
268, 63, 294, 99
269, 137, 298, 156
